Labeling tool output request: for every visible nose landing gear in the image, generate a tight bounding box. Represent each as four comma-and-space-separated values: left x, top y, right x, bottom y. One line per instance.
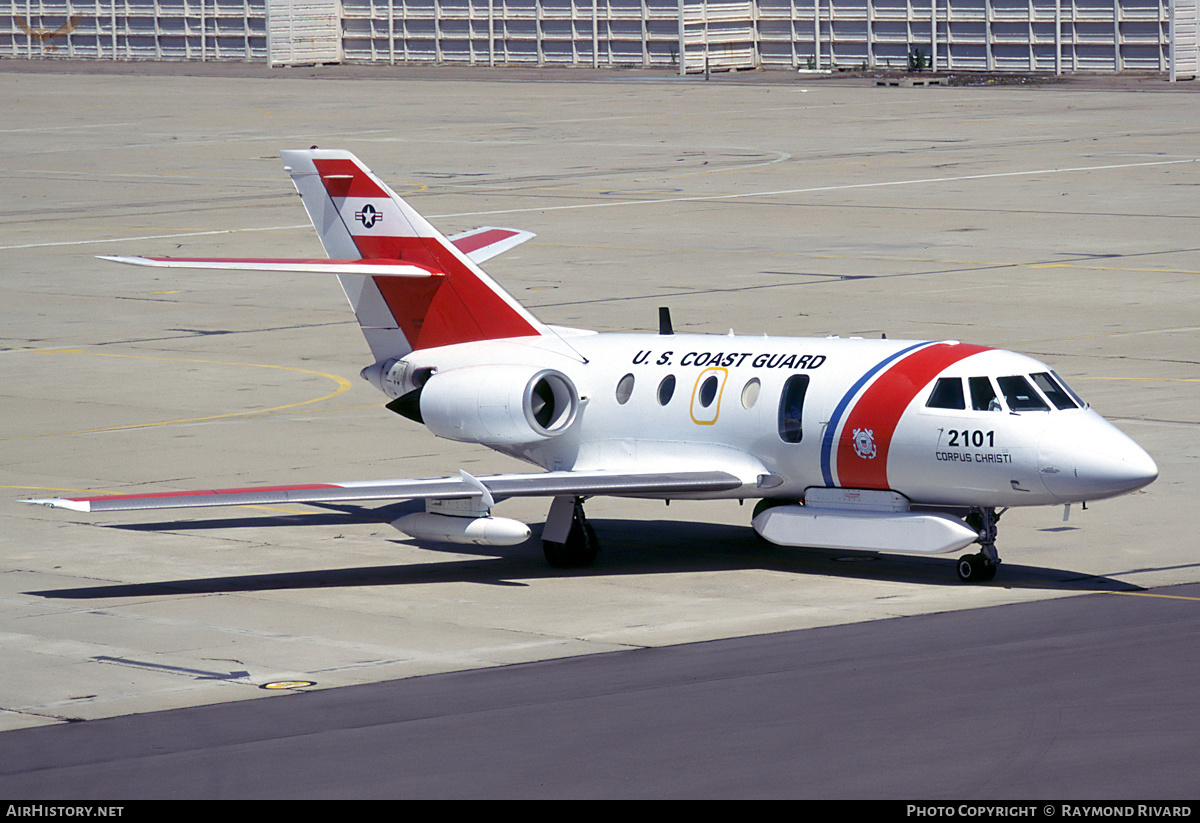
957, 507, 1003, 583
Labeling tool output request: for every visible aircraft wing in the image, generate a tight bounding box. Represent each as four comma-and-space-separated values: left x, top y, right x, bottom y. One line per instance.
447, 227, 536, 263
23, 470, 744, 513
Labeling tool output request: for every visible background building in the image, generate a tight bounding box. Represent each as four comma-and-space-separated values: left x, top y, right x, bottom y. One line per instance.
3, 0, 1198, 78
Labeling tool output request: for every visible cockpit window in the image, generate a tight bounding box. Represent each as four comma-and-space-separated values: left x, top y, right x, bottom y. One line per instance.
935, 373, 1078, 414
1052, 371, 1087, 409
997, 375, 1050, 412
969, 376, 1002, 412
926, 377, 966, 410
1030, 372, 1078, 410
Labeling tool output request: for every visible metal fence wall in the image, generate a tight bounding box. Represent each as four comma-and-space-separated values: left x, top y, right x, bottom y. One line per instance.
336, 0, 1186, 72
1173, 0, 1199, 77
753, 0, 1173, 73
3, 0, 267, 59
2, 0, 1196, 75
339, 0, 682, 66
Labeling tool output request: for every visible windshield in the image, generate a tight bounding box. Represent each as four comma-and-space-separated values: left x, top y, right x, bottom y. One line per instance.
926, 371, 1088, 413
997, 375, 1050, 412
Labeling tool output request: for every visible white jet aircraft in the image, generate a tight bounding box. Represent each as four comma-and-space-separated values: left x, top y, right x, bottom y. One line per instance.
26, 150, 1159, 582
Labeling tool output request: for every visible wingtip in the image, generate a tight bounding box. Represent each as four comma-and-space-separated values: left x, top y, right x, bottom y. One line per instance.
96, 254, 156, 267
22, 498, 91, 512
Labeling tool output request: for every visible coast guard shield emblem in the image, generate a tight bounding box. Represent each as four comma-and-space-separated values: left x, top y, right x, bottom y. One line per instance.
852, 427, 877, 460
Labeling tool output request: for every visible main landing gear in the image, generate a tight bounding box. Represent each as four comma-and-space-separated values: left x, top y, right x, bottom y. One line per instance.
542, 496, 600, 569
957, 507, 1002, 583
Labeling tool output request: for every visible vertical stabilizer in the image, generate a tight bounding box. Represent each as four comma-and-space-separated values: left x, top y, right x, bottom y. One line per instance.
281, 149, 547, 358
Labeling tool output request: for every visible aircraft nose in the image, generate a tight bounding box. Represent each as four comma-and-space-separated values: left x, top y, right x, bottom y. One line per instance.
1039, 414, 1158, 502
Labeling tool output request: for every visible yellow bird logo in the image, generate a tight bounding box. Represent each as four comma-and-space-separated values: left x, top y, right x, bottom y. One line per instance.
15, 14, 83, 52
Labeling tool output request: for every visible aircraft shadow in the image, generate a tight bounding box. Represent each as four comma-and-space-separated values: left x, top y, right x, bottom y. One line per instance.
28, 507, 1142, 600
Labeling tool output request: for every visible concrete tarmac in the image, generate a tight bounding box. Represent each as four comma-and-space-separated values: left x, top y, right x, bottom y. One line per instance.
3, 581, 1198, 799
1, 62, 1197, 744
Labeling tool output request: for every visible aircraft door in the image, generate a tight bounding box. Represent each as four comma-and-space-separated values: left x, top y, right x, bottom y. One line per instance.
778, 374, 810, 443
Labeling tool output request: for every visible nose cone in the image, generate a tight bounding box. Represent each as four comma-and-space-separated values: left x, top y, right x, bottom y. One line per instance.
1039, 413, 1158, 502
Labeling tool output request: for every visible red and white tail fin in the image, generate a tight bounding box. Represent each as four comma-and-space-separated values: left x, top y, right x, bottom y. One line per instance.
281, 149, 547, 359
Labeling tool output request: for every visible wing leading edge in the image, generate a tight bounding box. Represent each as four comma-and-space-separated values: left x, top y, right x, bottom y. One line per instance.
23, 470, 745, 513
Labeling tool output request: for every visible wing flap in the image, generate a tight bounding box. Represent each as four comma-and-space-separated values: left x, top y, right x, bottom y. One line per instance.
24, 470, 745, 513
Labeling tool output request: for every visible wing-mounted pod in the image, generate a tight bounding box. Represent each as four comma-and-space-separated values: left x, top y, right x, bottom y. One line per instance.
392, 471, 532, 547
407, 365, 580, 445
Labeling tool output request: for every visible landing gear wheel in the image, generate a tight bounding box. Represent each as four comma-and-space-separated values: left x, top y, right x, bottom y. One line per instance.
958, 506, 1003, 583
956, 552, 997, 583
542, 499, 599, 569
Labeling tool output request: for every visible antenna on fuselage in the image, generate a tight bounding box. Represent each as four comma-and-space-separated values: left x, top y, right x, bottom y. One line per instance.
658, 307, 674, 336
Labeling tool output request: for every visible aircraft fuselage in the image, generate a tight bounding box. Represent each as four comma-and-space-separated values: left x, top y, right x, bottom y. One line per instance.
371, 332, 1157, 511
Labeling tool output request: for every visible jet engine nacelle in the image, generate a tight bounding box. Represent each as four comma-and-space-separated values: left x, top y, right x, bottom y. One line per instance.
418, 365, 580, 445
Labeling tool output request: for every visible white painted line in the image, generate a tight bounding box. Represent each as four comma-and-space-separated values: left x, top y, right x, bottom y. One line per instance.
5, 158, 1194, 251
436, 158, 1200, 218
0, 225, 309, 251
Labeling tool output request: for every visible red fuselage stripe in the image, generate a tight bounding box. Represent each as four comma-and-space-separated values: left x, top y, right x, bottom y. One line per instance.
835, 343, 990, 489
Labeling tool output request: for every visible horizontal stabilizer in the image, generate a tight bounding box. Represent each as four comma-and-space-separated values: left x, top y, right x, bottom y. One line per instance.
24, 470, 744, 513
99, 256, 438, 278
448, 227, 536, 264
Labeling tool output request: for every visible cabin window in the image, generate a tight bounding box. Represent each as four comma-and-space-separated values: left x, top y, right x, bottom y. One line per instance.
698, 375, 719, 408
997, 375, 1049, 412
741, 378, 761, 409
777, 375, 809, 443
969, 376, 1002, 411
657, 375, 676, 406
616, 373, 635, 405
926, 377, 965, 410
1031, 372, 1078, 410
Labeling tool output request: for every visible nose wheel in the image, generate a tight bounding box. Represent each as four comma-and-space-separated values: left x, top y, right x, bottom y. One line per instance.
958, 507, 1002, 583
